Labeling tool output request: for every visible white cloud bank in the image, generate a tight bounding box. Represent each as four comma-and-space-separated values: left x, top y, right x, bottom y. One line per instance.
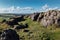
0, 6, 35, 13
0, 4, 60, 13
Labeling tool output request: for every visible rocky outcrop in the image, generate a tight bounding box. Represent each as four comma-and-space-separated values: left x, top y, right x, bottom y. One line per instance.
30, 12, 44, 21
41, 10, 60, 27
30, 13, 40, 21
30, 10, 60, 27
37, 12, 44, 21
0, 29, 19, 40
5, 15, 25, 27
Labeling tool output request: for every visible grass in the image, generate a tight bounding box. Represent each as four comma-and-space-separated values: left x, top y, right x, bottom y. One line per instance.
17, 18, 54, 40
0, 17, 60, 40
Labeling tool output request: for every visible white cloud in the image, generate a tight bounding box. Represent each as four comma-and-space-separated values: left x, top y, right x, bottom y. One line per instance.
0, 6, 34, 13
22, 7, 34, 10
42, 4, 48, 10
49, 7, 58, 10
0, 5, 59, 13
40, 4, 59, 12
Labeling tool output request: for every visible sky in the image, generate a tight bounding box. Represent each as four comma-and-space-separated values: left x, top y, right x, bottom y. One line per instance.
0, 0, 60, 13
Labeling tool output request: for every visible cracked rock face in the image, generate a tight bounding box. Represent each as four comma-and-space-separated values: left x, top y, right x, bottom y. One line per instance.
0, 29, 19, 40
41, 10, 60, 26
30, 10, 60, 27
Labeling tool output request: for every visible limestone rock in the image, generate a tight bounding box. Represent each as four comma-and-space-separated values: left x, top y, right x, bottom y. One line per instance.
41, 10, 60, 26
30, 10, 60, 27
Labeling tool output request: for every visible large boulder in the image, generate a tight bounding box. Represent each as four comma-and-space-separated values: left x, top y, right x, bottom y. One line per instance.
0, 29, 19, 40
6, 15, 25, 27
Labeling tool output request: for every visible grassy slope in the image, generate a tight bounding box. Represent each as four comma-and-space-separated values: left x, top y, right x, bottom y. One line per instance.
0, 17, 60, 40
18, 18, 60, 40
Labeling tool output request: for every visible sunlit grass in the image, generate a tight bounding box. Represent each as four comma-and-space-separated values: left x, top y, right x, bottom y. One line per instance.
0, 17, 60, 40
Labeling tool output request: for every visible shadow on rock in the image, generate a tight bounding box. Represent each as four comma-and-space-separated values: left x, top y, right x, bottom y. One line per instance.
14, 23, 28, 30
5, 15, 26, 27
0, 29, 19, 40
23, 29, 29, 32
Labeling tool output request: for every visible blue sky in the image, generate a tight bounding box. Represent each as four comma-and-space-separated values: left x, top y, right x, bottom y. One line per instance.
0, 0, 60, 13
